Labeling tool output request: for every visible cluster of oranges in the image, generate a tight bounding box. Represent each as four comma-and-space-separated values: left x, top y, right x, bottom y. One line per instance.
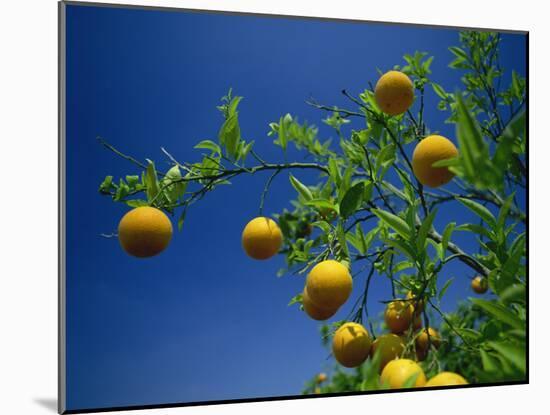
112, 69, 478, 390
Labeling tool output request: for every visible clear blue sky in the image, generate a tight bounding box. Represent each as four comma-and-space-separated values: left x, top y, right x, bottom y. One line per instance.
64, 4, 526, 411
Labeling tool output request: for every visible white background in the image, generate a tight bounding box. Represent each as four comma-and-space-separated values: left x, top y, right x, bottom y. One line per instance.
0, 0, 542, 413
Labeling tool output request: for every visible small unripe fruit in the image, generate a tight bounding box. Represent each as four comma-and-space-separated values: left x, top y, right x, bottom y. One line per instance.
471, 276, 488, 294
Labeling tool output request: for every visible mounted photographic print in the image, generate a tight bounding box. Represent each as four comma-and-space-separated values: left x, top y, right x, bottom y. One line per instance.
59, 1, 528, 413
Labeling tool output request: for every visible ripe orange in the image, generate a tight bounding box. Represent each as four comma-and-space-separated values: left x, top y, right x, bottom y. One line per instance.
241, 217, 283, 260
118, 206, 173, 258
384, 300, 414, 334
370, 334, 405, 371
302, 288, 338, 321
332, 322, 372, 368
471, 276, 488, 294
425, 372, 468, 387
305, 260, 353, 309
316, 373, 327, 383
380, 358, 427, 388
416, 327, 441, 352
374, 71, 414, 116
412, 135, 459, 188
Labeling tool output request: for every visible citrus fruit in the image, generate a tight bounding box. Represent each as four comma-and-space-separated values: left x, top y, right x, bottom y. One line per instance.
471, 276, 488, 294
412, 135, 459, 188
317, 373, 327, 383
384, 300, 414, 334
374, 71, 415, 116
118, 206, 173, 258
302, 288, 338, 321
241, 217, 283, 260
425, 372, 468, 387
380, 358, 427, 388
306, 260, 353, 309
332, 322, 372, 368
371, 333, 406, 371
416, 327, 441, 352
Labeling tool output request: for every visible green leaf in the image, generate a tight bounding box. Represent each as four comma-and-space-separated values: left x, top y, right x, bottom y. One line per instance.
431, 83, 447, 99
177, 207, 187, 231
375, 143, 396, 174
511, 71, 522, 98
340, 182, 365, 218
488, 341, 526, 373
455, 223, 494, 240
278, 115, 288, 152
228, 95, 243, 117
328, 158, 341, 187
496, 193, 515, 231
416, 209, 437, 251
385, 238, 416, 261
304, 199, 337, 213
288, 293, 303, 306
289, 174, 313, 201
449, 46, 468, 61
499, 284, 526, 305
194, 140, 221, 154
336, 222, 350, 260
455, 93, 488, 180
125, 199, 148, 208
393, 260, 414, 273
438, 278, 454, 302
470, 298, 523, 330
125, 175, 140, 187
372, 209, 411, 240
99, 175, 114, 194
480, 349, 499, 373
440, 222, 456, 259
145, 162, 160, 202
402, 372, 421, 389
219, 114, 241, 159
457, 198, 497, 229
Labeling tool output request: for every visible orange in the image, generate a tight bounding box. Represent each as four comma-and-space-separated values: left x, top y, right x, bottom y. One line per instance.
332, 322, 372, 368
380, 358, 427, 388
425, 372, 468, 387
374, 71, 414, 116
302, 288, 338, 321
412, 135, 459, 188
384, 300, 414, 334
241, 217, 283, 260
316, 373, 327, 383
416, 327, 441, 352
305, 260, 352, 309
471, 276, 488, 294
371, 334, 405, 371
118, 206, 173, 258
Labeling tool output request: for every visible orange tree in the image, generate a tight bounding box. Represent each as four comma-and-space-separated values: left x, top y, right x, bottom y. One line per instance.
98, 30, 526, 392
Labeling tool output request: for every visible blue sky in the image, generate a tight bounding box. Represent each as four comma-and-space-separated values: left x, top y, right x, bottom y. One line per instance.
64, 4, 526, 410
